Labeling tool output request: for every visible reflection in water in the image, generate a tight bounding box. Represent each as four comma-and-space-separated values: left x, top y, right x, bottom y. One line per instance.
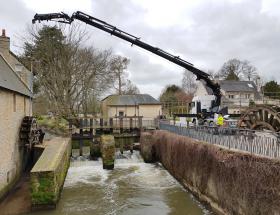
28, 151, 211, 215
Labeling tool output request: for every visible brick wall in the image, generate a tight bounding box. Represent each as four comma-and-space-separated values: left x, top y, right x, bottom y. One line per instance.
0, 89, 31, 199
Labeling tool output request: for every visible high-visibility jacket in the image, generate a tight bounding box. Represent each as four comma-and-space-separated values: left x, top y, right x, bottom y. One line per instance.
217, 115, 224, 126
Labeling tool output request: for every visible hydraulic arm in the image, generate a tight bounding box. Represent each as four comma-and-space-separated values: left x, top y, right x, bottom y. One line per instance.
32, 11, 221, 111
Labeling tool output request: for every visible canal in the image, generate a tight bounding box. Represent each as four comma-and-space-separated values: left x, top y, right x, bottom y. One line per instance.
28, 151, 211, 215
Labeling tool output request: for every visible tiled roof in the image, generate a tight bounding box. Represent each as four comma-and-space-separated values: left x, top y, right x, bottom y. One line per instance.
220, 80, 258, 92
102, 94, 160, 106
0, 54, 32, 97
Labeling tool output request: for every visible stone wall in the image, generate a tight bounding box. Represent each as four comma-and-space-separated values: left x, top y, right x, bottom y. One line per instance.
30, 137, 71, 209
141, 131, 280, 215
0, 90, 31, 199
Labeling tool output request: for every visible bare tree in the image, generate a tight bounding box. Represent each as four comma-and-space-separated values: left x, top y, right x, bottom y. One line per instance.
219, 58, 258, 81
123, 80, 140, 94
182, 69, 197, 94
242, 60, 257, 81
21, 24, 115, 118
110, 56, 130, 95
109, 56, 140, 95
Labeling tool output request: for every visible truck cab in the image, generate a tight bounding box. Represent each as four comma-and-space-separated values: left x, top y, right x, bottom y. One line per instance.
191, 95, 216, 115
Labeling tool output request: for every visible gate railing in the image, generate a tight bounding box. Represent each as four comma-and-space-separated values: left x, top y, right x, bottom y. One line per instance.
159, 122, 280, 159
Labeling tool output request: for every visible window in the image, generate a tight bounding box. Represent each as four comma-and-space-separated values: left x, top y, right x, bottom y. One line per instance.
13, 93, 16, 112
245, 94, 251, 99
119, 111, 124, 117
228, 94, 234, 99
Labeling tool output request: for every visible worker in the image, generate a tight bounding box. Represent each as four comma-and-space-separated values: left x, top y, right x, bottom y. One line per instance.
217, 114, 224, 127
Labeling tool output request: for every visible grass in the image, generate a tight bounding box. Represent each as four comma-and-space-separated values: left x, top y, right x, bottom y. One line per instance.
36, 115, 69, 136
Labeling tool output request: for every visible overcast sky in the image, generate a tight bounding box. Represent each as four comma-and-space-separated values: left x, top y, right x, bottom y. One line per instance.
1, 0, 280, 98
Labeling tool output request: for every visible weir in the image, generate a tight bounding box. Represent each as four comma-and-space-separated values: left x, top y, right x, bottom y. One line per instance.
27, 151, 210, 215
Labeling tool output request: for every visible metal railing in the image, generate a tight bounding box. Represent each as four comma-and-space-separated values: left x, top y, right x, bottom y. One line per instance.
159, 122, 280, 159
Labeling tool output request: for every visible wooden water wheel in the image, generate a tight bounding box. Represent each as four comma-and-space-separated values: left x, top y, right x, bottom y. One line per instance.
19, 116, 42, 150
19, 116, 44, 171
238, 105, 280, 132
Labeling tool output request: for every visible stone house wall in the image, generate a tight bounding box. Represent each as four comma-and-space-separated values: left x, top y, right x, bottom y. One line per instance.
0, 89, 32, 199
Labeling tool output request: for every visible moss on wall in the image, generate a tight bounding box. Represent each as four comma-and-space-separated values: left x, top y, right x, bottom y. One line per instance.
31, 174, 56, 205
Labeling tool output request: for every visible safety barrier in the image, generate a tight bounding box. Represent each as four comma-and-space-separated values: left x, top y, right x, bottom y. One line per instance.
159, 122, 280, 158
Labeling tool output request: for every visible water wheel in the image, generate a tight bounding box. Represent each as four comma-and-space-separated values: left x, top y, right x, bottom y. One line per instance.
238, 105, 280, 132
20, 116, 45, 171
19, 116, 42, 150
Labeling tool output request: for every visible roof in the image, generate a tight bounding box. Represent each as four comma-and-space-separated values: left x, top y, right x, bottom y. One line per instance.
219, 80, 258, 92
0, 54, 32, 97
102, 94, 161, 106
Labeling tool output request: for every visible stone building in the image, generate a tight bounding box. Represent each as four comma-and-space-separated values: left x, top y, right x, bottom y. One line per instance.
195, 80, 261, 114
219, 80, 261, 113
101, 94, 162, 120
0, 29, 33, 199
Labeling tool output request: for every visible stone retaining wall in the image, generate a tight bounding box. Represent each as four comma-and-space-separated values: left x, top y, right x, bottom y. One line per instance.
140, 131, 280, 215
30, 137, 71, 210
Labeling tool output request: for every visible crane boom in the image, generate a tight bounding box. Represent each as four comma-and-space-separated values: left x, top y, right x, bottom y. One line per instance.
32, 11, 221, 111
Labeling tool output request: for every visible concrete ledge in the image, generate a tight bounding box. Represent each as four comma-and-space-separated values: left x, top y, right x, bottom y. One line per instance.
30, 137, 71, 210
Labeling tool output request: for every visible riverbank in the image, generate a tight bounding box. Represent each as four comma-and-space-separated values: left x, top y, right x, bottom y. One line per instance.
140, 130, 280, 215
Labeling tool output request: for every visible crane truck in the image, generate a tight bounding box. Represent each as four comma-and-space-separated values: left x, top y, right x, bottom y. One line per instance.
31, 11, 228, 125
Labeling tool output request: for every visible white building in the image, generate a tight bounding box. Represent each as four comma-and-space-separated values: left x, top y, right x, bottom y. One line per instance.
195, 80, 261, 114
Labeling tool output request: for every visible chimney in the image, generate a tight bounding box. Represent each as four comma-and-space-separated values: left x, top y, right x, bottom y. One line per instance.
0, 29, 10, 57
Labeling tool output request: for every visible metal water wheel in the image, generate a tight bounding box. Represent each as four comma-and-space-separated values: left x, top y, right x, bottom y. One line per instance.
238, 105, 280, 132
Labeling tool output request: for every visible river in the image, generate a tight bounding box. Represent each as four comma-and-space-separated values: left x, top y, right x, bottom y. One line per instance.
28, 151, 211, 215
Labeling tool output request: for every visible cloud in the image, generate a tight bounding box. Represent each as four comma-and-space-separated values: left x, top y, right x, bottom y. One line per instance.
83, 0, 280, 98
1, 0, 280, 98
0, 0, 34, 49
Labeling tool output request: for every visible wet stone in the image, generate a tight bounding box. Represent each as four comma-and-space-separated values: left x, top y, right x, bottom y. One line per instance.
100, 135, 115, 170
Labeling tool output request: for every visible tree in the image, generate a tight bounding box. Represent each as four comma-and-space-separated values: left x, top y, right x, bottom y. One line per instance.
21, 25, 115, 118
225, 71, 240, 81
122, 80, 140, 95
242, 60, 257, 81
110, 55, 140, 95
263, 80, 280, 99
160, 84, 192, 116
219, 58, 257, 81
160, 85, 192, 102
110, 56, 129, 95
182, 69, 197, 94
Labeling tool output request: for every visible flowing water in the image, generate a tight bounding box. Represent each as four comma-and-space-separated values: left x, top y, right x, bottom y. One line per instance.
28, 151, 211, 215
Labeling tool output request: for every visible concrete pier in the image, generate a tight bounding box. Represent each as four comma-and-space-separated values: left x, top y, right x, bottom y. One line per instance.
30, 137, 71, 210
140, 132, 155, 163
100, 135, 115, 170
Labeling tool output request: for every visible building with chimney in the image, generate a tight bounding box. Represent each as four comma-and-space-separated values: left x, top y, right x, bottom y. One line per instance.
0, 29, 33, 199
